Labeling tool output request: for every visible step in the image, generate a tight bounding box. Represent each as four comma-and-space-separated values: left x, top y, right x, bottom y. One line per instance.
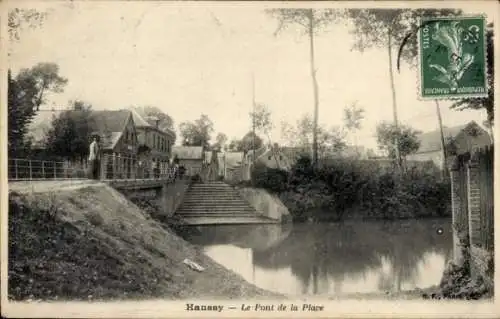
180, 202, 253, 207
179, 216, 278, 225
181, 199, 249, 204
183, 196, 244, 200
177, 206, 256, 212
176, 213, 259, 218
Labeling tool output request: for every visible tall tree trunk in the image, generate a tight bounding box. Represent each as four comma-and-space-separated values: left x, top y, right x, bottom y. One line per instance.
387, 30, 401, 172
308, 9, 320, 168
435, 100, 448, 179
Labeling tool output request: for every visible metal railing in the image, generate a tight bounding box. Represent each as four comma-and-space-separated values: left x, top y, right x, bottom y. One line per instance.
8, 158, 88, 181
8, 154, 190, 184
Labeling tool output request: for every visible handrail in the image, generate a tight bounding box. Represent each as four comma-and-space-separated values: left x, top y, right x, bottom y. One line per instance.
7, 156, 187, 183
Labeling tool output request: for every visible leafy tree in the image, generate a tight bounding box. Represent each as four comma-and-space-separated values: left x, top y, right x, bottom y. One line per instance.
282, 114, 346, 160
250, 103, 280, 166
343, 101, 365, 150
240, 131, 264, 154
450, 24, 494, 127
8, 63, 68, 156
135, 105, 175, 132
347, 8, 461, 168
376, 122, 421, 164
179, 114, 214, 149
8, 8, 48, 41
211, 132, 228, 151
266, 8, 341, 168
44, 100, 93, 160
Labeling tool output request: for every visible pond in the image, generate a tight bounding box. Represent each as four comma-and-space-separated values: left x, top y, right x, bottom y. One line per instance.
178, 218, 453, 297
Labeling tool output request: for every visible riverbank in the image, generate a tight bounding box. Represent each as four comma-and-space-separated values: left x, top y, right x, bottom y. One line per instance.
7, 182, 281, 301
246, 156, 451, 222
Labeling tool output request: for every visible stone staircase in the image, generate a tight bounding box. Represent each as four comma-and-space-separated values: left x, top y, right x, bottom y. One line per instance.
175, 181, 277, 225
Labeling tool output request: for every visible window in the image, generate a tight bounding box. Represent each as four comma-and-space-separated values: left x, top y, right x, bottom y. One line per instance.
268, 156, 272, 160
279, 155, 282, 160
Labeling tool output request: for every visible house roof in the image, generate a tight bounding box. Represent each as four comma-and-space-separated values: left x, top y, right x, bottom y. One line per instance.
88, 110, 133, 150
224, 152, 244, 168
172, 146, 204, 160
129, 107, 176, 137
130, 108, 152, 127
416, 121, 479, 154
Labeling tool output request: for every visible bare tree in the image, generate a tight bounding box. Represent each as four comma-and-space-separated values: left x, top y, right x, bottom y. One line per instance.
266, 9, 341, 168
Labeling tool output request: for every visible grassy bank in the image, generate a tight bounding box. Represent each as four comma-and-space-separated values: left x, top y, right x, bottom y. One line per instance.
245, 155, 451, 222
8, 184, 280, 301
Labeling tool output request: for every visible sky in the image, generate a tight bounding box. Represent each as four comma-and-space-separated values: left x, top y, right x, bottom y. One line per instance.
8, 1, 496, 151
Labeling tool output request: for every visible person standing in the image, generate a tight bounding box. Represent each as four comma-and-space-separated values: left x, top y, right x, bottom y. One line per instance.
88, 134, 101, 179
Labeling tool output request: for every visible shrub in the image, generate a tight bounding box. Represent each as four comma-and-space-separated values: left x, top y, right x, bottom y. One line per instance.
250, 163, 288, 193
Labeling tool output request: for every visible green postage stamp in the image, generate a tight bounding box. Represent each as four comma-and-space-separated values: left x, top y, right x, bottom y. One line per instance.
418, 15, 488, 99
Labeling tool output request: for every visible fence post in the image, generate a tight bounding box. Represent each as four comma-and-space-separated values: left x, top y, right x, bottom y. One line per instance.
42, 161, 45, 179
15, 159, 18, 180
29, 160, 33, 180
467, 151, 482, 249
450, 156, 469, 267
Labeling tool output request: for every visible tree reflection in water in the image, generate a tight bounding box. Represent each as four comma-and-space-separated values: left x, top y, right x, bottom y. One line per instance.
178, 218, 453, 296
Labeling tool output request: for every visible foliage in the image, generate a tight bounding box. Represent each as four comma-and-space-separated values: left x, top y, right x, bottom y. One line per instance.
135, 105, 175, 132
250, 103, 273, 136
8, 8, 49, 41
281, 114, 347, 158
266, 9, 344, 167
347, 9, 462, 67
8, 63, 68, 157
211, 132, 228, 151
250, 163, 288, 193
250, 154, 450, 222
44, 101, 93, 160
179, 114, 214, 149
450, 24, 494, 124
343, 101, 365, 132
376, 122, 421, 159
228, 132, 263, 153
266, 9, 341, 36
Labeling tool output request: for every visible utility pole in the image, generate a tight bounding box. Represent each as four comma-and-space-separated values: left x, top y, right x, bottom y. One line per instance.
435, 100, 447, 179
252, 73, 256, 164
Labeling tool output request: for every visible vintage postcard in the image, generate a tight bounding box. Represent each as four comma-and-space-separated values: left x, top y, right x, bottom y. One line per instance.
1, 0, 499, 318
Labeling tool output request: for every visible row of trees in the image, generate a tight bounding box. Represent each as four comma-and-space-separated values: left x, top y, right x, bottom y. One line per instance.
265, 8, 494, 169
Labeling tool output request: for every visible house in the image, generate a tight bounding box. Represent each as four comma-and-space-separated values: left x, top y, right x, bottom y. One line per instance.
172, 146, 205, 176
130, 108, 176, 176
246, 144, 292, 171
406, 121, 492, 169
87, 110, 139, 179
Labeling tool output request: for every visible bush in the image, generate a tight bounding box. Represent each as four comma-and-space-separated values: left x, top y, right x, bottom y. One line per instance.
250, 163, 288, 193
254, 154, 451, 222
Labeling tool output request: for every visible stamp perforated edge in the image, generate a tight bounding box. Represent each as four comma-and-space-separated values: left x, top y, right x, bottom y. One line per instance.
416, 14, 489, 101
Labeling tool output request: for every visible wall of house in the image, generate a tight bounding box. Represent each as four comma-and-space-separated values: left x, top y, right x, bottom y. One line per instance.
257, 151, 291, 170
406, 150, 443, 169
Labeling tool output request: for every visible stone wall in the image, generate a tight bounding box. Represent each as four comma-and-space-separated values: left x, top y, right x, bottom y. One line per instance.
450, 146, 494, 287
236, 187, 291, 223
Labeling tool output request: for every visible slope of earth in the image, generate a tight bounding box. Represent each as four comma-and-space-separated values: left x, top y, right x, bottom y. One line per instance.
8, 182, 281, 301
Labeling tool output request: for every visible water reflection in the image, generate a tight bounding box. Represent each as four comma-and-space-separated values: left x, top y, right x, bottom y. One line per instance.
178, 219, 453, 296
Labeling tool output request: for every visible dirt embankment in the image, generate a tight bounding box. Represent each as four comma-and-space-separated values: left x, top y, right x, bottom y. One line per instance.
8, 183, 281, 301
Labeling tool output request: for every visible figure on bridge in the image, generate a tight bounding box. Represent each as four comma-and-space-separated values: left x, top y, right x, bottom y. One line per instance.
88, 134, 101, 179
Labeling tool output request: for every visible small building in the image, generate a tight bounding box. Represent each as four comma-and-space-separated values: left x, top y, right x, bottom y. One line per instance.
406, 121, 492, 169
172, 146, 204, 176
247, 145, 292, 171
130, 108, 176, 177
87, 110, 139, 179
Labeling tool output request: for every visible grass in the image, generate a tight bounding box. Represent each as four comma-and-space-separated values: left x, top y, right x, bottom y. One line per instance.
8, 185, 281, 301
